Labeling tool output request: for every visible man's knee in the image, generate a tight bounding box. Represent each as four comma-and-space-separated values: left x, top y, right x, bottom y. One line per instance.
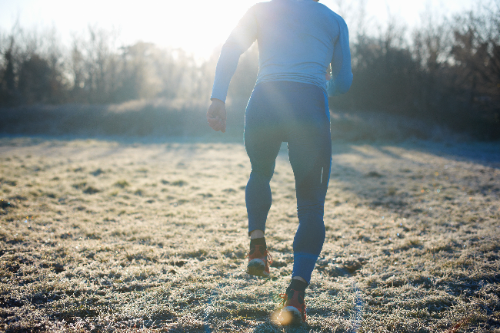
250, 162, 275, 181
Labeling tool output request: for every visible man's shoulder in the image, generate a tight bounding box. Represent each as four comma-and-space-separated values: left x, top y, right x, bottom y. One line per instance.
253, 0, 287, 12
242, 1, 270, 17
315, 3, 346, 25
249, 1, 271, 10
249, 0, 347, 27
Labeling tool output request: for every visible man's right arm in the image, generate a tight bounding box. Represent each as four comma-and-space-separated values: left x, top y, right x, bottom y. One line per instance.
210, 6, 258, 103
326, 16, 353, 97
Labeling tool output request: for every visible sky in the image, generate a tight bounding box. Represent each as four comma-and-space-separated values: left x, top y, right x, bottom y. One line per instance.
0, 0, 479, 59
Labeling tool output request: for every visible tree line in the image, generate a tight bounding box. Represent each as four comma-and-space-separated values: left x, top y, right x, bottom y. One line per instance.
0, 26, 217, 105
333, 0, 500, 139
0, 1, 499, 139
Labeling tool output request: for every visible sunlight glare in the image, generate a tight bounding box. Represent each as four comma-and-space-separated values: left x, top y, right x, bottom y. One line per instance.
121, 0, 259, 58
0, 0, 477, 59
270, 309, 292, 326
0, 0, 259, 59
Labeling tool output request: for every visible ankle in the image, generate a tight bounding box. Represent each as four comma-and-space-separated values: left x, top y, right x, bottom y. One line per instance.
288, 278, 308, 293
250, 237, 266, 250
250, 229, 265, 239
292, 276, 307, 284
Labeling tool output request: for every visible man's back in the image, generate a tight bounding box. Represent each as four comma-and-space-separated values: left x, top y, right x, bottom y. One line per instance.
211, 0, 352, 103
252, 0, 342, 87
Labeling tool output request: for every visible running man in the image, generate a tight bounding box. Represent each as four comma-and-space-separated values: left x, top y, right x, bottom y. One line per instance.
207, 0, 352, 325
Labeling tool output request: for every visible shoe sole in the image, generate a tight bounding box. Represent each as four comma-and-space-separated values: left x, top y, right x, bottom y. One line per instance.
247, 259, 269, 277
278, 306, 304, 326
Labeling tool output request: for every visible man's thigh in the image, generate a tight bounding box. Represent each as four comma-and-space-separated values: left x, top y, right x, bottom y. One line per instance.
287, 122, 332, 196
244, 123, 283, 177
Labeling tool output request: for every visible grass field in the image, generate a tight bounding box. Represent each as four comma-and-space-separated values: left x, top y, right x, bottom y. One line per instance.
0, 136, 499, 332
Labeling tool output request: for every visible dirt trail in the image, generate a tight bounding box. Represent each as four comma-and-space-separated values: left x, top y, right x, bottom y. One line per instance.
0, 137, 499, 332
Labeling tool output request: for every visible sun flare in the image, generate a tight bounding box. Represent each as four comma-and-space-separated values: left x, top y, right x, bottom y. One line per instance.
145, 1, 259, 57
0, 0, 477, 59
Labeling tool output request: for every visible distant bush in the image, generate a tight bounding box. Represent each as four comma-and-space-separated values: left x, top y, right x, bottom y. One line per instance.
330, 2, 500, 140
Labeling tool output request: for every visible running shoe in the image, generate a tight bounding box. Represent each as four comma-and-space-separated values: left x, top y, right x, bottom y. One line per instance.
247, 244, 272, 277
278, 287, 306, 325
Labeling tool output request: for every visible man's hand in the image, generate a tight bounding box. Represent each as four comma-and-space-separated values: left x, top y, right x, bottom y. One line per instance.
207, 99, 227, 133
325, 64, 332, 81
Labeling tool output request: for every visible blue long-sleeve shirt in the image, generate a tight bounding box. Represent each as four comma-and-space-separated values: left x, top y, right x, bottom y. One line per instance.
211, 0, 353, 102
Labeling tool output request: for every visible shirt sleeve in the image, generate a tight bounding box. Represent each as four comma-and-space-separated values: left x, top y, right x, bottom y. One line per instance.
326, 16, 353, 97
210, 7, 258, 102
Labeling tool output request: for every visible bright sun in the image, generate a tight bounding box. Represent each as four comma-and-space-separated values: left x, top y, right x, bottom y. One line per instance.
0, 0, 259, 59
116, 0, 260, 58
0, 0, 476, 59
